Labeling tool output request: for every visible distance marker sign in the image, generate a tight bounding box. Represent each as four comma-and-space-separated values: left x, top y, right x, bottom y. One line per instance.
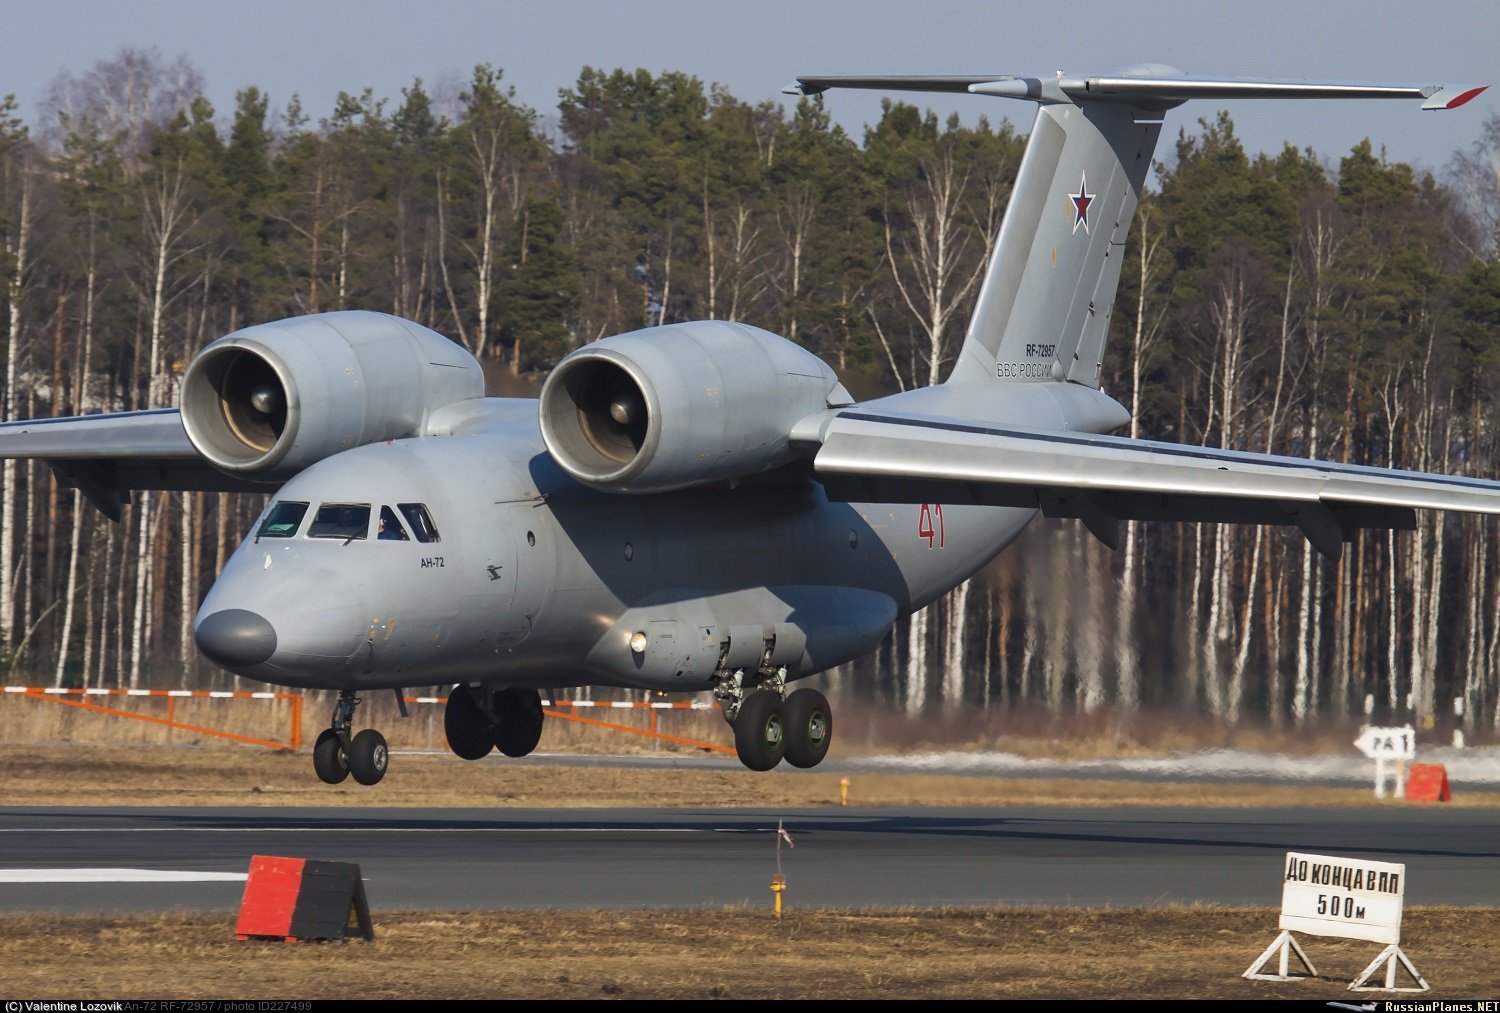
1280, 852, 1404, 945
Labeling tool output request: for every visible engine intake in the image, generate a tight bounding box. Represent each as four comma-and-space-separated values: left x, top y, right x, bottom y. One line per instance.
181, 311, 483, 479
540, 321, 846, 493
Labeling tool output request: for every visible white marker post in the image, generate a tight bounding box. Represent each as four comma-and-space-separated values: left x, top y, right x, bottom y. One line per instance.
1353, 725, 1415, 798
1244, 852, 1428, 992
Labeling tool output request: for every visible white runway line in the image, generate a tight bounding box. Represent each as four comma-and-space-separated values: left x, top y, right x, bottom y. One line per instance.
0, 826, 704, 833
0, 868, 249, 883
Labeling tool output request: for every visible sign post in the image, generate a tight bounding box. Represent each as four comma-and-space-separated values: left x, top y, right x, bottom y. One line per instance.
1353, 725, 1415, 798
1244, 852, 1428, 992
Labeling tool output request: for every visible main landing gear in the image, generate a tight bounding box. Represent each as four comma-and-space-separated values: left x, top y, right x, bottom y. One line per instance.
444, 685, 545, 760
714, 670, 832, 772
312, 690, 389, 786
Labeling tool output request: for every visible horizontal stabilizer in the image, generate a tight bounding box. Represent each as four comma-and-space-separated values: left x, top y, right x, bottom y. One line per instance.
787, 71, 1487, 111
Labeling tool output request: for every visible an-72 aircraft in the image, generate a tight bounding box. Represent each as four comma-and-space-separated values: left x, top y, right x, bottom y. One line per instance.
0, 67, 1491, 785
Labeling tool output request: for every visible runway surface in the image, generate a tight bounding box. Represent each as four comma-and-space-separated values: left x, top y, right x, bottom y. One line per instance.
1, 805, 1497, 913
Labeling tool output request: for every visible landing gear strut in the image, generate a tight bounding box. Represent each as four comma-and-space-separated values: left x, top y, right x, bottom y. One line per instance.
312, 690, 389, 786
444, 686, 546, 760
714, 670, 833, 772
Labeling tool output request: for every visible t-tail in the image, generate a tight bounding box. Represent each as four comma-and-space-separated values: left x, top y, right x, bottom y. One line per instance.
785, 68, 1486, 391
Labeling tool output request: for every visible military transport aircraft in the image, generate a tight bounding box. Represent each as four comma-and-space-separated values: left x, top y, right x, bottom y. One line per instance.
0, 67, 1491, 785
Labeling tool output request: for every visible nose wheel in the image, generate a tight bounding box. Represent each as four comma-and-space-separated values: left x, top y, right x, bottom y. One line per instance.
312, 691, 389, 786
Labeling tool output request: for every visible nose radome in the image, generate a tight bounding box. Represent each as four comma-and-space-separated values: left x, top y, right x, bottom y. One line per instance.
195, 609, 277, 668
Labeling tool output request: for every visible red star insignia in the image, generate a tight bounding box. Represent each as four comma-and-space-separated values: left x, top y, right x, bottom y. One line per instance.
1068, 171, 1094, 235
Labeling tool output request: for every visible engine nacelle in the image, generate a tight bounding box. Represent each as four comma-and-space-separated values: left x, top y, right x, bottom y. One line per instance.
180, 311, 484, 479
539, 321, 847, 493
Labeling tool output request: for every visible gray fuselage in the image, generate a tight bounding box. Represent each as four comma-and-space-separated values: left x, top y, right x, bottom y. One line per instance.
196, 388, 1076, 693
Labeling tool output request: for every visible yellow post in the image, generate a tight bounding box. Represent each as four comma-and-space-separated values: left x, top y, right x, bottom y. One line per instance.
771, 874, 786, 920
840, 777, 850, 807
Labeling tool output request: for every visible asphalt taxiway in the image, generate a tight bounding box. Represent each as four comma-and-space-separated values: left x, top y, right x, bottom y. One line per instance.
1, 805, 1496, 913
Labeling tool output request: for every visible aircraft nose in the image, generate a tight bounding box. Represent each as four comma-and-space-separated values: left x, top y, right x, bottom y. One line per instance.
195, 609, 278, 668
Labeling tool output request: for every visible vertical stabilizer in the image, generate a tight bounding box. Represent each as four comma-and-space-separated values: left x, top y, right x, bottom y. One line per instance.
947, 100, 1160, 388
784, 70, 1481, 393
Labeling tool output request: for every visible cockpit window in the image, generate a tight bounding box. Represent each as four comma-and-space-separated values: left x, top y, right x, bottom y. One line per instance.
398, 503, 441, 544
378, 506, 410, 541
257, 501, 308, 539
307, 503, 371, 540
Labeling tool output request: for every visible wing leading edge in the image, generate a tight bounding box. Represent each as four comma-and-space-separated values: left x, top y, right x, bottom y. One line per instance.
0, 409, 270, 521
808, 410, 1500, 559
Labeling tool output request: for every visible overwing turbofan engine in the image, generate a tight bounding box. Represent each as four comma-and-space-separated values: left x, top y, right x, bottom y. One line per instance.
180, 311, 484, 479
539, 321, 848, 493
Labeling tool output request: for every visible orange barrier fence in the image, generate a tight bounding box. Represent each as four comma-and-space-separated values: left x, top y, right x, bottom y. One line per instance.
5, 685, 303, 751
5, 686, 728, 755
402, 696, 734, 755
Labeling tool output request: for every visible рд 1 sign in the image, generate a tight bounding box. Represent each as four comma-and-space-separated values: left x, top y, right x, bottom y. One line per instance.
1354, 725, 1416, 798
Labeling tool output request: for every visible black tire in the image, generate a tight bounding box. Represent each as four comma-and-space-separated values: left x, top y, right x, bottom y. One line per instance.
733, 691, 786, 771
312, 728, 349, 785
784, 688, 833, 769
494, 688, 545, 758
445, 686, 495, 760
347, 728, 389, 786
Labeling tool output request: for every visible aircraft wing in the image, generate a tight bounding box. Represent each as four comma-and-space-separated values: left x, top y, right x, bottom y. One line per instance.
810, 410, 1500, 559
0, 408, 270, 521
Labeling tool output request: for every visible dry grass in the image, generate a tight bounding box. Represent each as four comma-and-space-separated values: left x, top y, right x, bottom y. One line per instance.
0, 906, 1493, 998
11, 680, 1481, 760
2, 741, 1496, 809
4, 685, 1494, 809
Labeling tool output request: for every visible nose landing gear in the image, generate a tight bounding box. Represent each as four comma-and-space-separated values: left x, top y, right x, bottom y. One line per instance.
714, 670, 833, 772
312, 690, 389, 786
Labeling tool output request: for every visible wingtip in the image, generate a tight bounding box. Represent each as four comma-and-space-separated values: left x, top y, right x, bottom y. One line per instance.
1446, 84, 1490, 109
782, 79, 827, 97
1422, 84, 1489, 110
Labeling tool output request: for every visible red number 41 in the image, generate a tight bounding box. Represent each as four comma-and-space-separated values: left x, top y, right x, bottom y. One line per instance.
918, 503, 945, 549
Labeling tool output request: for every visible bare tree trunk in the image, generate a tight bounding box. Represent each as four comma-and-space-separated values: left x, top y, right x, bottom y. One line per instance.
1115, 207, 1167, 716
81, 527, 96, 686
57, 248, 95, 687
130, 496, 151, 686
884, 149, 995, 387
702, 177, 717, 320
1186, 524, 1206, 704
1, 165, 32, 651
903, 609, 927, 717
1387, 528, 1401, 713
1077, 536, 1106, 714
942, 579, 970, 709
215, 491, 229, 573
777, 185, 815, 343
179, 491, 195, 674
658, 228, 674, 327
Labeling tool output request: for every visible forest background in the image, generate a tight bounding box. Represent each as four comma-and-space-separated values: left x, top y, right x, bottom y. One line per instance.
4, 49, 1500, 734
